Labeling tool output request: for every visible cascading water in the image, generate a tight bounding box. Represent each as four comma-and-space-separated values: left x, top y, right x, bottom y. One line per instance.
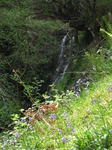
52, 34, 75, 87
61, 36, 75, 78
52, 35, 67, 85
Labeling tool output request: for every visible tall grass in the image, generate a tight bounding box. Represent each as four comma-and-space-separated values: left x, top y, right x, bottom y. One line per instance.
1, 74, 112, 149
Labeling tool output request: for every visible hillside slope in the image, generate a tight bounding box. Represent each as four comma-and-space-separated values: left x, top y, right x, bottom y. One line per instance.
1, 40, 112, 149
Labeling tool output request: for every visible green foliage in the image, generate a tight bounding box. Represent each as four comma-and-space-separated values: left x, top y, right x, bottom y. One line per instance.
1, 1, 112, 149
0, 0, 64, 128
1, 77, 112, 149
0, 0, 64, 84
0, 57, 20, 128
0, 97, 19, 128
51, 0, 112, 33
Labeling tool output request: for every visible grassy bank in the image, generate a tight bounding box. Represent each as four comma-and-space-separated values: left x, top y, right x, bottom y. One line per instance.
1, 68, 112, 149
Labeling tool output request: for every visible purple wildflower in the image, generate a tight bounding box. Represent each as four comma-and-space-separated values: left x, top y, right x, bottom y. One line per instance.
21, 118, 26, 122
98, 100, 100, 104
107, 85, 111, 92
94, 98, 96, 103
91, 100, 93, 105
50, 114, 56, 119
71, 86, 75, 92
67, 123, 71, 129
85, 76, 88, 80
75, 83, 79, 87
91, 99, 97, 105
110, 56, 112, 60
9, 139, 13, 145
29, 125, 33, 130
62, 137, 67, 144
83, 82, 86, 85
76, 91, 80, 97
29, 117, 33, 123
87, 108, 90, 113
110, 129, 112, 135
72, 128, 75, 133
15, 132, 19, 138
3, 138, 6, 145
93, 65, 96, 70
76, 79, 82, 84
63, 112, 67, 117
59, 129, 62, 134
86, 81, 90, 86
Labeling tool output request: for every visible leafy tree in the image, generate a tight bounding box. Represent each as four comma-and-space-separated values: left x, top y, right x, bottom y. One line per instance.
48, 0, 112, 43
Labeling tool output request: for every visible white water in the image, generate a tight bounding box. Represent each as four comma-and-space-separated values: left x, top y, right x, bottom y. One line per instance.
53, 35, 68, 85
56, 35, 67, 72
61, 36, 74, 78
61, 63, 69, 78
52, 35, 67, 85
52, 35, 74, 86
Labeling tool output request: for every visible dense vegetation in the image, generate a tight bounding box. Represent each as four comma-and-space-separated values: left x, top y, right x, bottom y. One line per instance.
0, 0, 64, 128
1, 0, 112, 149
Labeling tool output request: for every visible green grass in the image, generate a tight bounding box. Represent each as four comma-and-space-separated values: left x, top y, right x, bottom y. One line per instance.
1, 73, 112, 149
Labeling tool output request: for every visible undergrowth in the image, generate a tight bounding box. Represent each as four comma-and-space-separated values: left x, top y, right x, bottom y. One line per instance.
1, 74, 112, 149
1, 18, 112, 150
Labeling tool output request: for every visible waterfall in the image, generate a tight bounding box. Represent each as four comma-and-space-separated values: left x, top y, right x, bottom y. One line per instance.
52, 35, 67, 85
61, 36, 74, 78
52, 35, 74, 86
